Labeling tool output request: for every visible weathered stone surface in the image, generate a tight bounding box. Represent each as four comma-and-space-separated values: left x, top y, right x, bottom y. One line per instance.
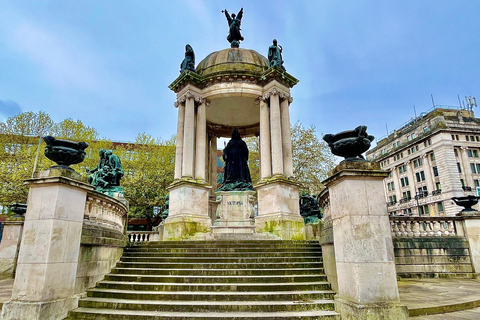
0, 221, 23, 280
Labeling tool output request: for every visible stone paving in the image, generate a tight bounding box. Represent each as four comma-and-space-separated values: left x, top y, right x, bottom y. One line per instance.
0, 277, 480, 318
398, 278, 480, 318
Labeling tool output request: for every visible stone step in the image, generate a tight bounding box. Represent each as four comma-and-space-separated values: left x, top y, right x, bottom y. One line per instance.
78, 297, 335, 312
104, 274, 327, 283
96, 280, 332, 292
129, 242, 321, 249
125, 246, 322, 253
110, 267, 325, 276
120, 256, 322, 263
87, 288, 336, 301
115, 261, 324, 269
66, 308, 340, 320
122, 251, 322, 257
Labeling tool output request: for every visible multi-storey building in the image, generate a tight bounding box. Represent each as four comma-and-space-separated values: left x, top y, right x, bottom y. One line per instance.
366, 108, 480, 216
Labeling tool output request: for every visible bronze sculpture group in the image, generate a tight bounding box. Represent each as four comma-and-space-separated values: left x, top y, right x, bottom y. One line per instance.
88, 148, 124, 190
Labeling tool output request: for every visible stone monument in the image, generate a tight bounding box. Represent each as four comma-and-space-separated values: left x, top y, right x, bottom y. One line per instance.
212, 128, 256, 234
165, 13, 303, 240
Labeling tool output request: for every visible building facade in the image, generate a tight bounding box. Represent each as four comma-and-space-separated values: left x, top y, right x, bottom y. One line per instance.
366, 108, 480, 216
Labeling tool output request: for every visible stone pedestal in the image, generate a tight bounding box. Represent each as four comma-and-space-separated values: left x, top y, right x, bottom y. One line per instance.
163, 180, 212, 240
211, 191, 256, 234
323, 162, 408, 320
255, 178, 305, 240
0, 219, 24, 280
457, 210, 480, 277
1, 169, 93, 320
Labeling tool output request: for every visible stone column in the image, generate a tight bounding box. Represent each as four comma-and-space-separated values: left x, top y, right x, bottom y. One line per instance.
0, 219, 24, 280
182, 96, 195, 178
174, 102, 185, 180
210, 135, 218, 189
281, 97, 293, 178
195, 101, 207, 181
269, 93, 284, 176
324, 162, 408, 320
1, 169, 93, 320
259, 98, 272, 179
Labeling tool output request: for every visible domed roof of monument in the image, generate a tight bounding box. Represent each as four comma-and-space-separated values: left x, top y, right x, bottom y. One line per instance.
196, 48, 269, 78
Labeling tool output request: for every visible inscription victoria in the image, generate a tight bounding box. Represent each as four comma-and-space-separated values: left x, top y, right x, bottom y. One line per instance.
227, 201, 244, 206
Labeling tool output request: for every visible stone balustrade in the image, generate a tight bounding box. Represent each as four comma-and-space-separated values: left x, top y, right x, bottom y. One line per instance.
127, 231, 160, 242
389, 216, 461, 237
83, 191, 128, 234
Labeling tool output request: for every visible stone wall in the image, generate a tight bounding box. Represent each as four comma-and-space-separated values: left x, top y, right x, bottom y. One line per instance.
74, 191, 128, 294
394, 237, 474, 278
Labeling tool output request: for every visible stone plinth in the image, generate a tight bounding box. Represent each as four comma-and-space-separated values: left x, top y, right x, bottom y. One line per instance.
211, 191, 256, 234
0, 219, 24, 280
457, 210, 480, 277
164, 180, 212, 240
323, 161, 408, 320
1, 169, 94, 320
255, 178, 305, 240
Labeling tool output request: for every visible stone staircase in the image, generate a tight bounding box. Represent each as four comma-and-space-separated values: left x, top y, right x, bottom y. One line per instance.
66, 240, 340, 320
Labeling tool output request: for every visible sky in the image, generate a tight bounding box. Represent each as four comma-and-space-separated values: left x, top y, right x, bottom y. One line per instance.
0, 1, 479, 146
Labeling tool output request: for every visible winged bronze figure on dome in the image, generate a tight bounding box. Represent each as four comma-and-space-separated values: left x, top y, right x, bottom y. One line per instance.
223, 8, 244, 47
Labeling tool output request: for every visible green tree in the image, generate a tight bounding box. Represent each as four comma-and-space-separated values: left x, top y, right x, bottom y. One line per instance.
0, 112, 55, 210
244, 122, 336, 195
117, 133, 175, 229
0, 112, 103, 210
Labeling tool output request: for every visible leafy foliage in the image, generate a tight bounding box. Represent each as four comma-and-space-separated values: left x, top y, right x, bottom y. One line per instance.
244, 122, 335, 195
291, 122, 336, 195
116, 133, 175, 223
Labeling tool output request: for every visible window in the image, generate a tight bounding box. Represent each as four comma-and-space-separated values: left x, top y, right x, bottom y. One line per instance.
452, 134, 455, 140
416, 171, 426, 182
438, 202, 444, 212
461, 179, 465, 187
423, 126, 428, 133
469, 149, 473, 157
454, 149, 459, 157
457, 135, 459, 140
400, 177, 409, 187
417, 186, 428, 196
471, 163, 477, 174
475, 150, 479, 158
471, 136, 475, 141
404, 208, 412, 215
467, 135, 470, 141
430, 152, 435, 161
419, 205, 430, 216
436, 182, 441, 191
475, 179, 480, 188
389, 195, 397, 204
433, 166, 439, 177
388, 171, 393, 178
477, 136, 480, 142
398, 164, 407, 174
416, 145, 419, 151
457, 163, 462, 173
387, 182, 395, 191
402, 191, 411, 200
414, 158, 423, 168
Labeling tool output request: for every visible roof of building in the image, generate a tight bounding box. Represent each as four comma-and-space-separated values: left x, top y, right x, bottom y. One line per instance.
195, 48, 269, 78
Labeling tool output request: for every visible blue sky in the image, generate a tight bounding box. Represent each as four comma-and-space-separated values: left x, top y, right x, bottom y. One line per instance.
0, 1, 479, 145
